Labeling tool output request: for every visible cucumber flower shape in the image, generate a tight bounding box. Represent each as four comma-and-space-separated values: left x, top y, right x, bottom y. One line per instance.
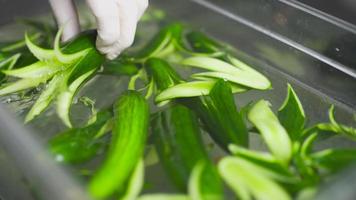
0, 29, 104, 127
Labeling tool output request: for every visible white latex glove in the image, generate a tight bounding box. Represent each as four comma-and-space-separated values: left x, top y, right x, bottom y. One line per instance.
49, 0, 149, 60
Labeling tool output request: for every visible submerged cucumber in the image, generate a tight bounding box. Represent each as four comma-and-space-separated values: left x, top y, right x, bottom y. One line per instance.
152, 104, 223, 199
185, 31, 223, 54
49, 110, 112, 164
181, 79, 248, 150
145, 57, 182, 92
89, 91, 149, 198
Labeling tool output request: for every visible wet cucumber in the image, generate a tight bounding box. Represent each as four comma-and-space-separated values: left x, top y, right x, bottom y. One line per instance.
152, 104, 223, 199
61, 30, 105, 84
145, 57, 182, 92
181, 79, 248, 150
185, 31, 223, 54
88, 91, 149, 199
49, 110, 112, 164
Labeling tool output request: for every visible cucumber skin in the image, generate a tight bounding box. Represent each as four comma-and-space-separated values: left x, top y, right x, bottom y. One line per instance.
49, 110, 112, 164
186, 31, 222, 54
145, 57, 182, 91
89, 90, 149, 198
152, 104, 208, 190
152, 104, 223, 197
134, 26, 171, 60
62, 30, 105, 84
179, 80, 248, 151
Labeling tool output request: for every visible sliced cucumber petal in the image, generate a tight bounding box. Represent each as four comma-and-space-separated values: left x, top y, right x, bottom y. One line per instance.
0, 77, 46, 96
192, 71, 270, 90
156, 81, 246, 102
228, 144, 277, 163
183, 56, 271, 90
188, 161, 205, 200
25, 75, 63, 123
0, 53, 21, 70
2, 61, 59, 78
56, 69, 95, 127
278, 84, 305, 141
182, 56, 241, 75
219, 157, 291, 200
25, 32, 55, 61
248, 100, 292, 164
227, 55, 260, 73
188, 161, 222, 200
228, 144, 297, 183
54, 29, 90, 64
155, 81, 215, 102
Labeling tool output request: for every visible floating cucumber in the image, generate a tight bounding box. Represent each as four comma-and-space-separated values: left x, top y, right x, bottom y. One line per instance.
49, 110, 112, 164
185, 31, 224, 55
180, 79, 248, 150
89, 91, 149, 198
145, 57, 183, 92
102, 57, 139, 76
152, 104, 223, 198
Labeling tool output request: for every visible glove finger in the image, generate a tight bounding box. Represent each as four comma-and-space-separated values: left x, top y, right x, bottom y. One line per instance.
49, 0, 80, 41
135, 0, 149, 18
86, 0, 120, 55
106, 0, 140, 59
108, 0, 149, 60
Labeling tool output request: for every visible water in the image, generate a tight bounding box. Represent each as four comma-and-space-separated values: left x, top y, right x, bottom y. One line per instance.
0, 5, 355, 200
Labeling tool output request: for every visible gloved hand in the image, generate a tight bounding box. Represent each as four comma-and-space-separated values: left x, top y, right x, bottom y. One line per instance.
49, 0, 149, 60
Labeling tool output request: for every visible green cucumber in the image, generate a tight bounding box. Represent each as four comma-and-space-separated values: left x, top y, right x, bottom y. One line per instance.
61, 30, 105, 84
180, 79, 248, 150
278, 84, 305, 141
310, 148, 356, 173
133, 25, 174, 60
145, 58, 246, 104
185, 31, 224, 55
49, 109, 112, 164
103, 57, 139, 76
152, 104, 223, 199
145, 57, 182, 92
89, 91, 149, 198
